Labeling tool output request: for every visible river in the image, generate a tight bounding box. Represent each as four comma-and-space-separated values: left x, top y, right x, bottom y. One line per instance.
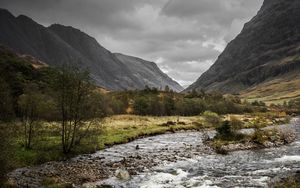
87, 118, 300, 188
8, 118, 300, 188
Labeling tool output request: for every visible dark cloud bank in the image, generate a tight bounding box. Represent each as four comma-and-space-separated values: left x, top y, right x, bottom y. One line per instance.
0, 0, 263, 87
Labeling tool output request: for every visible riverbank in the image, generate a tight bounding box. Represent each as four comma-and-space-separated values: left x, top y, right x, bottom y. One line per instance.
7, 131, 213, 187
3, 113, 288, 173
2, 115, 292, 187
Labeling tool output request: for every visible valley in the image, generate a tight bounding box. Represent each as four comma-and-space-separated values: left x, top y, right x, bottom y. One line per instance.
1, 0, 300, 187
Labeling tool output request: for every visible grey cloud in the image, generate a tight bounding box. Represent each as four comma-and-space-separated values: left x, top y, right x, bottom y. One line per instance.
0, 0, 263, 86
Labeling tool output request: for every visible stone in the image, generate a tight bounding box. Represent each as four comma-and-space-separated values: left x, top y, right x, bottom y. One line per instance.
114, 168, 130, 180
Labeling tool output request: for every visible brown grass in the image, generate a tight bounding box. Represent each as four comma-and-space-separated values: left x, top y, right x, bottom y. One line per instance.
240, 71, 300, 105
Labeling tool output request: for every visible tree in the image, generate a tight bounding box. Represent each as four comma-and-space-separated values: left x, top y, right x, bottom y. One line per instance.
0, 78, 14, 121
162, 95, 175, 116
18, 84, 49, 149
74, 90, 107, 146
133, 96, 149, 115
53, 66, 97, 153
164, 85, 170, 92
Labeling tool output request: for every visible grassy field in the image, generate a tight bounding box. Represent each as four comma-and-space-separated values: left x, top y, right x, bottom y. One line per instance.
1, 113, 289, 176
240, 71, 300, 105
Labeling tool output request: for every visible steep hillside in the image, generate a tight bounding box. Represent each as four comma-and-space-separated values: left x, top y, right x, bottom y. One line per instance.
114, 53, 183, 91
186, 0, 300, 97
0, 9, 183, 91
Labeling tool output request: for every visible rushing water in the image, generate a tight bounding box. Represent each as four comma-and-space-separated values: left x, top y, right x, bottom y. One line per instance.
87, 118, 300, 188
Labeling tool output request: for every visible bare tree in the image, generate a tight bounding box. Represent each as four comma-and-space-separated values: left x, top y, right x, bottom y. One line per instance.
54, 66, 101, 153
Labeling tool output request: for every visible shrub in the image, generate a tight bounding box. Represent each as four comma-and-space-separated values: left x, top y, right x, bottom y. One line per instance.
202, 111, 221, 127
215, 120, 245, 141
229, 116, 243, 131
251, 129, 268, 144
216, 121, 232, 138
212, 140, 228, 155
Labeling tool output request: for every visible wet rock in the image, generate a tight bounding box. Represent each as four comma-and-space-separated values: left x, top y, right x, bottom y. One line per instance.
82, 183, 96, 188
115, 168, 130, 180
263, 141, 275, 148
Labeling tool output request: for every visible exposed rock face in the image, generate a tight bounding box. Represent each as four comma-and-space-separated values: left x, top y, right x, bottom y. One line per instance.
0, 9, 183, 91
186, 0, 300, 93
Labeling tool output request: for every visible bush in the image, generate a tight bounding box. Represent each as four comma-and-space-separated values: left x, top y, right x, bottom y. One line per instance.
216, 121, 232, 138
212, 140, 228, 155
251, 129, 268, 144
229, 116, 243, 131
202, 111, 221, 127
215, 120, 245, 141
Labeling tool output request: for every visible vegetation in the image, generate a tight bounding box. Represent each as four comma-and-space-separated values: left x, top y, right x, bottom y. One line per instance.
274, 173, 300, 188
240, 72, 300, 106
210, 114, 294, 155
202, 111, 221, 127
53, 66, 101, 153
0, 46, 297, 186
0, 115, 200, 183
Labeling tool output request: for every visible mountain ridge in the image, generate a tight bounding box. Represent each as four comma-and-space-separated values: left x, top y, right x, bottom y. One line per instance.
0, 9, 183, 92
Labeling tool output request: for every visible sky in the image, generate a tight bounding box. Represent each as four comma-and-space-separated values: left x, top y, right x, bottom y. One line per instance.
0, 0, 263, 87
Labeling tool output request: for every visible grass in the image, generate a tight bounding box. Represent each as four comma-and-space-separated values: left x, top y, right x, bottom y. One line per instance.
274, 174, 300, 188
1, 115, 202, 172
240, 70, 300, 105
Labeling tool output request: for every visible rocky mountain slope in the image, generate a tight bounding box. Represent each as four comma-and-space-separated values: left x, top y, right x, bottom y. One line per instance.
0, 9, 183, 91
186, 0, 300, 99
114, 53, 183, 91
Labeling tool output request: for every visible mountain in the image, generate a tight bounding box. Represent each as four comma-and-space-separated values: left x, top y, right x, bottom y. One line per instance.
114, 53, 183, 91
186, 0, 300, 101
0, 9, 183, 92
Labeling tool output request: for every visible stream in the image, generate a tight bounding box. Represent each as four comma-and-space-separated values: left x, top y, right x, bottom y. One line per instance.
86, 118, 300, 188
8, 118, 300, 188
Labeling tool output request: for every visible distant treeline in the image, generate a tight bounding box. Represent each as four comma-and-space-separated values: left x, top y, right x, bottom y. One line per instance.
107, 89, 268, 116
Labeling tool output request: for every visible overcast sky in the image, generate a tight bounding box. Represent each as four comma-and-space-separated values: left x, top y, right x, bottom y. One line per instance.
0, 0, 263, 87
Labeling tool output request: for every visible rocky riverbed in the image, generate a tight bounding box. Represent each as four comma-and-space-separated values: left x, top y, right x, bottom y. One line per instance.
7, 131, 214, 187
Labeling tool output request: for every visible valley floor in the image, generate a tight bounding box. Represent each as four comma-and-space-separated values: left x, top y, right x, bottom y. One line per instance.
5, 117, 299, 188
1, 113, 291, 187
